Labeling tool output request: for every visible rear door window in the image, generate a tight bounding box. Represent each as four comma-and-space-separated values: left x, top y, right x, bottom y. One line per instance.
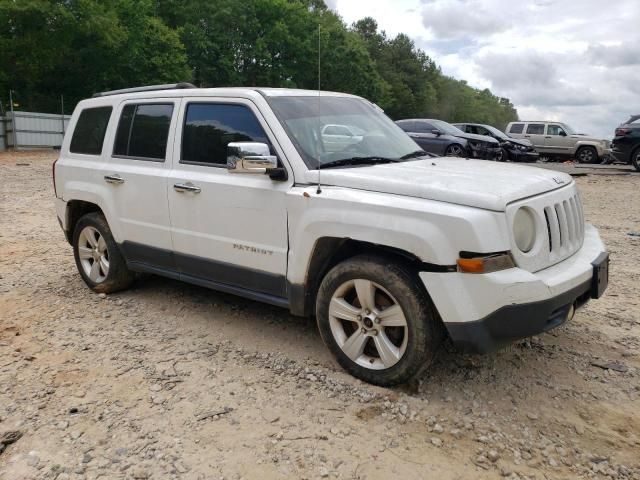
69, 106, 113, 155
414, 121, 435, 133
181, 103, 270, 166
113, 103, 174, 161
396, 120, 414, 132
509, 123, 524, 134
526, 124, 545, 135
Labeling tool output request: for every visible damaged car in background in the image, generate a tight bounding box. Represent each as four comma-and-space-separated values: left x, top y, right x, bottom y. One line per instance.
453, 122, 539, 162
611, 114, 640, 171
396, 118, 501, 160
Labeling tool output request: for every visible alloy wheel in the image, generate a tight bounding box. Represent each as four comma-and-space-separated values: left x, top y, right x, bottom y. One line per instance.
578, 148, 595, 163
328, 279, 408, 370
77, 226, 109, 283
446, 145, 463, 157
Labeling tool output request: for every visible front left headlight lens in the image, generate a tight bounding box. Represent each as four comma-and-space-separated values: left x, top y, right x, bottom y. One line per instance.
513, 207, 536, 253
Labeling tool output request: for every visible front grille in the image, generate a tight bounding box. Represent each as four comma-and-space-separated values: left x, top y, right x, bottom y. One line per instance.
507, 184, 585, 272
542, 193, 584, 257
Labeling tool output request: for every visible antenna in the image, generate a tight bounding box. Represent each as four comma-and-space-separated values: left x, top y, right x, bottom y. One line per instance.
316, 23, 322, 195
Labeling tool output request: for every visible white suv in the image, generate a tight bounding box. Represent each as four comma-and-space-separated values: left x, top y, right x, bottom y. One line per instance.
54, 84, 609, 386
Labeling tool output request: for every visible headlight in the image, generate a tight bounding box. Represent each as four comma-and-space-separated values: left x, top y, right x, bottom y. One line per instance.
513, 207, 536, 253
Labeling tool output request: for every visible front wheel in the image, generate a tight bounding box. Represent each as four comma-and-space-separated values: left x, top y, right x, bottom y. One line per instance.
316, 255, 442, 386
576, 146, 598, 164
631, 147, 640, 172
445, 144, 464, 157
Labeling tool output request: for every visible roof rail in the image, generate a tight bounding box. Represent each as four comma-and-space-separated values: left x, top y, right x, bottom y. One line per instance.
92, 83, 197, 98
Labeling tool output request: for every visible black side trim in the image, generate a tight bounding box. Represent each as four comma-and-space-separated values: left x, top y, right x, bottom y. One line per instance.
175, 251, 286, 298
121, 241, 176, 271
120, 241, 288, 307
446, 278, 593, 354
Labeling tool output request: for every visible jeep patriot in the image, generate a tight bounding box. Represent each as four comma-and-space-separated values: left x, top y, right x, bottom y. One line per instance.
53, 84, 609, 386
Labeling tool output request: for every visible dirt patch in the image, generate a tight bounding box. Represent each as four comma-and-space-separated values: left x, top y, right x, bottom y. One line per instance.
1, 150, 639, 479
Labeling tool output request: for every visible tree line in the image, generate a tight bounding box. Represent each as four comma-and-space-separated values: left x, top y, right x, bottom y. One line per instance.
0, 0, 518, 128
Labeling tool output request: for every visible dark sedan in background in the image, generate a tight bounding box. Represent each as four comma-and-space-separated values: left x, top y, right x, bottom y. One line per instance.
453, 122, 540, 162
611, 114, 640, 171
396, 119, 501, 160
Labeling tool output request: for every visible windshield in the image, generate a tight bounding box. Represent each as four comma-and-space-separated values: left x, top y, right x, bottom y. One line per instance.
428, 119, 465, 136
267, 95, 422, 169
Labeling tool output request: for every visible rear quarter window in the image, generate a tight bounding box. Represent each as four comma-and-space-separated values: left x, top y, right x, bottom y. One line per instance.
509, 123, 524, 134
69, 106, 113, 155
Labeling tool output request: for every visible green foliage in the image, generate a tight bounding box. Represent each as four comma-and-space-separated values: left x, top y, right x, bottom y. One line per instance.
0, 0, 190, 112
0, 0, 517, 128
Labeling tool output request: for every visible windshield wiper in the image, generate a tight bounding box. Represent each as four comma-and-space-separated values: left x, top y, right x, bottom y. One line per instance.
400, 150, 428, 160
319, 156, 400, 169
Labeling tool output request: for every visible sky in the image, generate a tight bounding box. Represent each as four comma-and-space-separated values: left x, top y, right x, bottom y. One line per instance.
326, 0, 640, 139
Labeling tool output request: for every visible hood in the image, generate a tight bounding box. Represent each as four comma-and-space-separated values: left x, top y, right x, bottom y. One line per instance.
505, 137, 532, 147
621, 114, 640, 126
453, 132, 499, 145
569, 134, 605, 143
305, 158, 572, 211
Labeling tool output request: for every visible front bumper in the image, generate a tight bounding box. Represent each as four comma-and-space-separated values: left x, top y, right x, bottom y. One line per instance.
510, 149, 539, 162
470, 145, 501, 160
420, 224, 608, 353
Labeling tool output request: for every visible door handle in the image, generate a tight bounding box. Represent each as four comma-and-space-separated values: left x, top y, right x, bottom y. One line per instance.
545, 136, 551, 138
524, 135, 530, 137
173, 182, 201, 193
104, 174, 124, 184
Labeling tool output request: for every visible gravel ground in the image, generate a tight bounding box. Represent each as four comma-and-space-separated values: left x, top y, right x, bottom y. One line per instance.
1, 151, 639, 480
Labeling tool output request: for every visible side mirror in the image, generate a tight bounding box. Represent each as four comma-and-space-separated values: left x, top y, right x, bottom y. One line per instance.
227, 142, 278, 174
431, 129, 441, 136
559, 131, 567, 137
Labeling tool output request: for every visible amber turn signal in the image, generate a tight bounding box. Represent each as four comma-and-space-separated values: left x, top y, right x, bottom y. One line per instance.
457, 253, 515, 274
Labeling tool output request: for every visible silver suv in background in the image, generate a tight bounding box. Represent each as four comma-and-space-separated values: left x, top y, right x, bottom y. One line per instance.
505, 121, 610, 163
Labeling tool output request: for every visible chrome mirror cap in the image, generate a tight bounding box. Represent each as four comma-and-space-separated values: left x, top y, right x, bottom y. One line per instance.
227, 142, 277, 173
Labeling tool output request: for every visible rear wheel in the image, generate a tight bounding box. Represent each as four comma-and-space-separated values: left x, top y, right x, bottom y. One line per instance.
576, 146, 598, 164
73, 213, 134, 293
445, 144, 464, 157
631, 147, 640, 172
316, 255, 442, 386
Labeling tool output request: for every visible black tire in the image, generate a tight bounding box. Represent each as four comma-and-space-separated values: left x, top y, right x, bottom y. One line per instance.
316, 255, 443, 386
631, 146, 640, 172
72, 212, 134, 294
445, 144, 465, 157
576, 146, 598, 164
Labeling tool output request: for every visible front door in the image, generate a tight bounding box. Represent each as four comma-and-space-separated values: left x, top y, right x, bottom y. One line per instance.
167, 98, 291, 302
544, 124, 573, 155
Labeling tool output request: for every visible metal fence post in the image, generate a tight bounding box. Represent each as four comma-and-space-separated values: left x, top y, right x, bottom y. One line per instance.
9, 89, 18, 149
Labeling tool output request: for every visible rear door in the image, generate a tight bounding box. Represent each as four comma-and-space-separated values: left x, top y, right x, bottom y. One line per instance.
523, 123, 547, 152
167, 97, 291, 301
103, 98, 179, 270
